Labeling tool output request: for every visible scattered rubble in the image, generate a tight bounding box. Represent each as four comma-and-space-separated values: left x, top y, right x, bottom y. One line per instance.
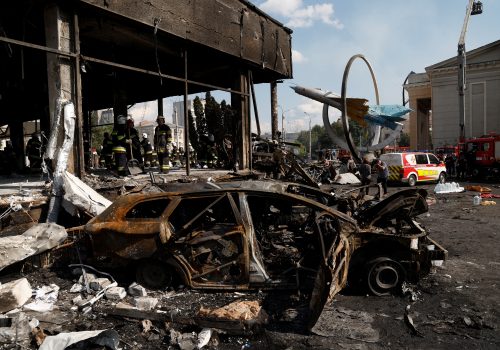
1, 163, 497, 348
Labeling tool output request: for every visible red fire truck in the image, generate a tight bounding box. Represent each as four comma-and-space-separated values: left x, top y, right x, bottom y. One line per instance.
464, 133, 500, 177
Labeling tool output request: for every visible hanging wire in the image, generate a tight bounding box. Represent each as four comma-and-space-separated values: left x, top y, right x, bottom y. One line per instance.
153, 17, 163, 87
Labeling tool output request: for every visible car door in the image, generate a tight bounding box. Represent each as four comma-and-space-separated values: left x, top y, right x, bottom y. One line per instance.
308, 215, 351, 331
167, 192, 248, 289
426, 153, 442, 180
414, 153, 432, 181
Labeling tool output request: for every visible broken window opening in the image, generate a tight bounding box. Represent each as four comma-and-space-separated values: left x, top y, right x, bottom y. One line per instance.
246, 195, 326, 288
125, 198, 170, 219
169, 194, 238, 234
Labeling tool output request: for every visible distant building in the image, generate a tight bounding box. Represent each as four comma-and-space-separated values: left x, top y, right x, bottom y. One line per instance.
405, 40, 500, 150
136, 120, 185, 150
99, 109, 114, 125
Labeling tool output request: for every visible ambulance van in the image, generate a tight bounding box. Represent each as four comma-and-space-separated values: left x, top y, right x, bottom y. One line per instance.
380, 152, 446, 186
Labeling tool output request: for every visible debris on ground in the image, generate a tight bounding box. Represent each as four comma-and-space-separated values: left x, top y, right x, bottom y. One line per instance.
0, 166, 497, 348
464, 185, 492, 193
38, 329, 120, 350
0, 278, 32, 312
434, 182, 465, 193
198, 300, 268, 325
61, 171, 112, 217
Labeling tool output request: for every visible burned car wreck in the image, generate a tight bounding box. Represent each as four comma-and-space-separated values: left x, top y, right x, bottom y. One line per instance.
84, 182, 446, 328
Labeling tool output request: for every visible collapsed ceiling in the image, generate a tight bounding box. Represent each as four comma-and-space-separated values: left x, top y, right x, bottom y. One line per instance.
0, 0, 293, 124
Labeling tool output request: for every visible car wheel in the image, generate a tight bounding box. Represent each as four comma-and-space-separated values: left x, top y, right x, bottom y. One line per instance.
136, 259, 173, 289
408, 174, 417, 187
438, 172, 446, 183
365, 257, 405, 296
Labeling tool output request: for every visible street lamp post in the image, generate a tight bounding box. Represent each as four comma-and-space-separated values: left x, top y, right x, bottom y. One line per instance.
278, 105, 293, 143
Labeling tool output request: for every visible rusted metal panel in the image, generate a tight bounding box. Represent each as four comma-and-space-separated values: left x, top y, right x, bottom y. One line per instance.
241, 10, 263, 64
78, 0, 292, 77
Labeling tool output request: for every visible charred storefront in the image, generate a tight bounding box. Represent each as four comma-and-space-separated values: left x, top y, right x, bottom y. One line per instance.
0, 0, 293, 175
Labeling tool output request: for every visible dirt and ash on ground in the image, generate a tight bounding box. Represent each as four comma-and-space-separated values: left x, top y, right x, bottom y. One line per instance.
1, 173, 499, 350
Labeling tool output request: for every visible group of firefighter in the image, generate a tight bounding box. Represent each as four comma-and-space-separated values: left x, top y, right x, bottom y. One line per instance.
100, 115, 189, 176
443, 149, 478, 180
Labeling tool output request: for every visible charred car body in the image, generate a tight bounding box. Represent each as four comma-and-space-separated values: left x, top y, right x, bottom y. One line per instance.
84, 182, 446, 327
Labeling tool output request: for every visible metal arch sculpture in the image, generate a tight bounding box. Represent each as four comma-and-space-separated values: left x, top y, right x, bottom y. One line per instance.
322, 54, 404, 163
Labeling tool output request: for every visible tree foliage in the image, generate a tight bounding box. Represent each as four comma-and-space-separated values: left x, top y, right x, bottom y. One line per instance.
193, 96, 207, 137
398, 132, 410, 147
90, 110, 112, 152
204, 91, 224, 145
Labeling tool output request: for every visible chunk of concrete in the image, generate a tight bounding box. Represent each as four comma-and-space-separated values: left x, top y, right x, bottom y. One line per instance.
105, 287, 126, 301
78, 273, 97, 285
0, 278, 32, 313
133, 297, 158, 311
89, 278, 111, 292
69, 283, 84, 293
0, 223, 67, 271
128, 282, 147, 297
62, 171, 112, 217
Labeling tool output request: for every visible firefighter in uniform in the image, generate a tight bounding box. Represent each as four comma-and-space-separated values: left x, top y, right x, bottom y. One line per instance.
154, 115, 172, 173
26, 133, 43, 171
101, 132, 114, 169
112, 115, 128, 176
141, 133, 153, 168
126, 117, 143, 165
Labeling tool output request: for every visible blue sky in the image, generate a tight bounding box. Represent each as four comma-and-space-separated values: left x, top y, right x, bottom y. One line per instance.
131, 0, 499, 134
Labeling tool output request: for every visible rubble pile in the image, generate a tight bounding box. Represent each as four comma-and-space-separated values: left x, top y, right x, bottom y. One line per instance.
16, 166, 500, 349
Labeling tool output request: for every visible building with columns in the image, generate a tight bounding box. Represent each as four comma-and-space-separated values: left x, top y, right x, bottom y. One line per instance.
404, 40, 500, 150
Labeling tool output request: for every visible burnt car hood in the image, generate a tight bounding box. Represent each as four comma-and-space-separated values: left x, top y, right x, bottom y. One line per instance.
354, 188, 428, 228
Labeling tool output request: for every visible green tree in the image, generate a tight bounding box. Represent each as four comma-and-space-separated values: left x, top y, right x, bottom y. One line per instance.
221, 100, 234, 135
193, 96, 207, 137
90, 110, 113, 152
204, 91, 224, 145
398, 132, 410, 147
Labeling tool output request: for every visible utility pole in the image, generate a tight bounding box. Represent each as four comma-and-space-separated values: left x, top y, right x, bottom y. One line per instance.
457, 0, 483, 143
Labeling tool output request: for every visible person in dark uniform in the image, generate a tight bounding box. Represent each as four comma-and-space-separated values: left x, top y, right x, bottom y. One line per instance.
375, 159, 389, 196
125, 117, 143, 165
26, 133, 43, 171
154, 115, 172, 173
101, 132, 114, 169
358, 157, 372, 195
111, 115, 128, 176
141, 133, 153, 168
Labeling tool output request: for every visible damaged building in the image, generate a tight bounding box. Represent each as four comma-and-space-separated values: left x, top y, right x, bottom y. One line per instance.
0, 0, 293, 174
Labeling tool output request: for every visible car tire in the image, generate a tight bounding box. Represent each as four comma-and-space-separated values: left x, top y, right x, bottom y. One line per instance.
136, 259, 173, 289
438, 172, 446, 183
365, 257, 405, 296
408, 174, 417, 187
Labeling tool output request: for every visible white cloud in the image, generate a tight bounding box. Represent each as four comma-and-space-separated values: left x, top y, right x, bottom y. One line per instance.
280, 98, 341, 132
258, 0, 343, 29
297, 99, 323, 115
259, 0, 302, 17
292, 49, 307, 63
